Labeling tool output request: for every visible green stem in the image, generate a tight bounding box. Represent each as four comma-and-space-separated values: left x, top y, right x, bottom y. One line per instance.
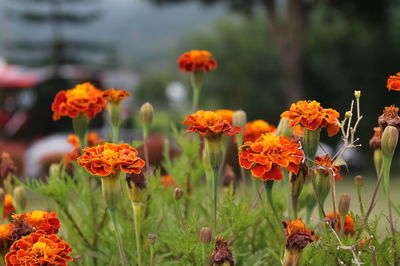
150, 244, 154, 266
357, 186, 365, 217
382, 155, 393, 196
108, 208, 128, 266
201, 244, 206, 266
211, 166, 219, 233
264, 180, 284, 238
72, 113, 89, 148
143, 135, 151, 177
311, 174, 326, 219
112, 125, 119, 143
132, 202, 143, 266
387, 183, 398, 265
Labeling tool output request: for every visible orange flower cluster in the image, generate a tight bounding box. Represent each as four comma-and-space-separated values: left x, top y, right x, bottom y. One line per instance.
13, 211, 60, 235
178, 50, 217, 72
3, 194, 15, 219
51, 82, 107, 120
325, 212, 355, 236
314, 154, 343, 181
183, 110, 241, 138
281, 100, 340, 136
5, 232, 72, 266
387, 73, 400, 91
243, 120, 276, 142
215, 109, 234, 123
104, 88, 131, 104
239, 134, 304, 181
77, 143, 145, 177
282, 219, 314, 250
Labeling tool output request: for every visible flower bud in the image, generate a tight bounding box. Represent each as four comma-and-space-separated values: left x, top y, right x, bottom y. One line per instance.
174, 187, 184, 200
276, 117, 293, 138
148, 234, 157, 245
354, 90, 361, 99
373, 149, 383, 176
381, 125, 398, 157
13, 186, 26, 212
354, 175, 364, 187
140, 102, 154, 127
233, 110, 247, 131
126, 173, 146, 203
345, 111, 352, 118
289, 164, 308, 197
49, 163, 61, 177
199, 227, 212, 244
314, 171, 330, 204
303, 128, 321, 160
338, 193, 351, 216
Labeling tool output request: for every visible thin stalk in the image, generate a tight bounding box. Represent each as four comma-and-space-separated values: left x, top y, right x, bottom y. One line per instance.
132, 202, 143, 266
143, 135, 151, 177
292, 196, 298, 219
174, 199, 186, 229
210, 166, 219, 232
150, 244, 155, 266
112, 125, 119, 143
201, 244, 206, 266
108, 208, 128, 266
264, 180, 284, 239
387, 187, 398, 265
363, 162, 385, 223
357, 186, 365, 217
311, 175, 326, 218
191, 84, 200, 112
331, 173, 337, 226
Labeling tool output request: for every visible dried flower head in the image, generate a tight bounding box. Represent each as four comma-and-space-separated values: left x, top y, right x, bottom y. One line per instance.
282, 219, 314, 250
103, 88, 130, 104
3, 194, 15, 219
239, 134, 304, 181
12, 211, 60, 235
314, 154, 343, 181
215, 109, 234, 123
387, 73, 400, 91
9, 214, 34, 242
243, 120, 277, 142
77, 143, 145, 177
5, 232, 73, 265
325, 212, 355, 236
378, 105, 400, 130
51, 82, 106, 120
183, 110, 241, 138
1, 152, 16, 180
210, 237, 234, 266
281, 100, 340, 136
178, 50, 217, 72
369, 127, 382, 150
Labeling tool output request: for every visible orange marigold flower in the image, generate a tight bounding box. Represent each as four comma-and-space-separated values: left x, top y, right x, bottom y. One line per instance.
51, 82, 107, 120
77, 143, 145, 177
67, 134, 80, 149
182, 110, 241, 138
325, 211, 355, 236
215, 109, 234, 123
314, 154, 343, 181
239, 134, 304, 181
161, 175, 176, 188
177, 50, 217, 72
243, 120, 277, 142
103, 88, 131, 104
387, 73, 400, 91
282, 219, 314, 250
3, 194, 15, 219
5, 232, 73, 266
0, 224, 14, 240
281, 100, 340, 136
13, 211, 60, 235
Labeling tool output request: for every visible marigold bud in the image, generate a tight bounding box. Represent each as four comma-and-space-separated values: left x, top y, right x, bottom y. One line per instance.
148, 234, 157, 245
354, 90, 361, 99
289, 164, 308, 197
355, 175, 364, 187
303, 128, 321, 160
345, 111, 352, 118
13, 186, 26, 212
49, 163, 61, 177
140, 102, 154, 127
174, 187, 184, 200
233, 110, 247, 131
339, 193, 351, 216
199, 227, 212, 244
314, 171, 330, 204
126, 173, 146, 203
373, 149, 383, 176
381, 125, 398, 157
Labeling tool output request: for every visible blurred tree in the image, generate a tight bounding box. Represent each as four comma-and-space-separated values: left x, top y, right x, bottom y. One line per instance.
149, 0, 387, 104
4, 0, 108, 74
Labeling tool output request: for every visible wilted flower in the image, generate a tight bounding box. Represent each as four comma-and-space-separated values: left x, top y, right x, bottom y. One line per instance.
77, 143, 145, 177
282, 219, 314, 251
51, 82, 106, 120
210, 237, 234, 266
215, 109, 234, 123
325, 212, 355, 236
243, 120, 277, 142
5, 232, 73, 265
281, 100, 340, 137
314, 154, 343, 181
177, 50, 217, 72
3, 194, 15, 219
12, 211, 60, 235
369, 127, 382, 150
378, 105, 400, 130
387, 73, 400, 91
103, 88, 130, 104
183, 110, 241, 138
173, 187, 184, 200
126, 172, 146, 203
239, 134, 304, 181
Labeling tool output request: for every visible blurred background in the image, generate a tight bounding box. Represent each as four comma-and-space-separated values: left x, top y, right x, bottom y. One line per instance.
1, 0, 400, 177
